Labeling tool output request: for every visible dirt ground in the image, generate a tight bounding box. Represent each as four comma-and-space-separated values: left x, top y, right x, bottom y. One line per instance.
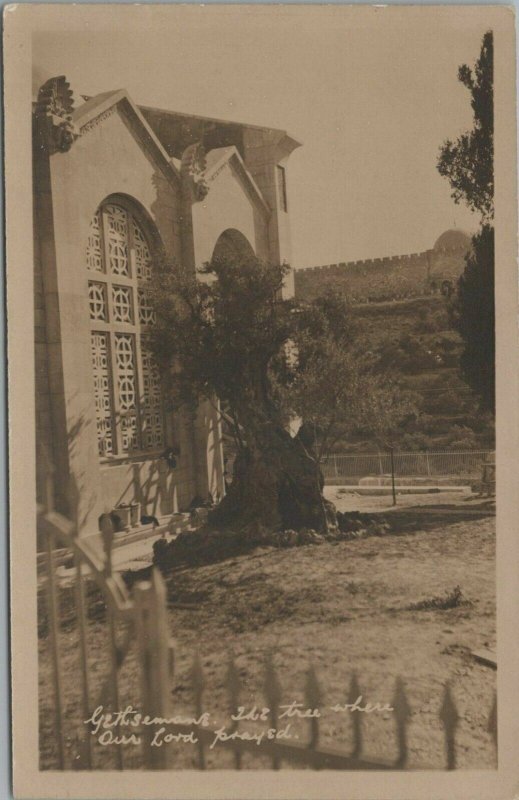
326, 486, 492, 514
39, 493, 496, 771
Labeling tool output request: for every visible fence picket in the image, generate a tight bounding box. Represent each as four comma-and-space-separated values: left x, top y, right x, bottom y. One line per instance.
40, 442, 55, 514
191, 653, 206, 770
100, 513, 115, 576
393, 677, 411, 768
134, 570, 171, 770
305, 665, 322, 766
93, 623, 133, 715
68, 476, 92, 769
226, 655, 242, 769
67, 474, 80, 532
100, 512, 123, 770
108, 607, 123, 770
348, 672, 363, 758
439, 682, 459, 770
74, 556, 92, 769
487, 692, 497, 750
45, 528, 66, 769
264, 651, 282, 769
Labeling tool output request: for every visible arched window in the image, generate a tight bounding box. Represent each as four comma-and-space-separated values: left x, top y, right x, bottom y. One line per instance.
86, 200, 164, 458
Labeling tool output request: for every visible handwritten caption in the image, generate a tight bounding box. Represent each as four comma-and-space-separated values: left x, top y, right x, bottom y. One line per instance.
85, 698, 394, 748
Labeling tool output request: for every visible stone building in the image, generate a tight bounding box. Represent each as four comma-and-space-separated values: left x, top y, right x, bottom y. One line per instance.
294, 229, 471, 304
34, 76, 300, 537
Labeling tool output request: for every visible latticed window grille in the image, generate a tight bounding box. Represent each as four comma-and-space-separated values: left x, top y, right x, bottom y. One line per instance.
86, 201, 165, 457
105, 204, 130, 276
90, 332, 114, 456
133, 221, 153, 281
141, 346, 165, 449
86, 211, 104, 273
115, 333, 139, 451
112, 285, 134, 324
138, 288, 156, 325
88, 282, 108, 322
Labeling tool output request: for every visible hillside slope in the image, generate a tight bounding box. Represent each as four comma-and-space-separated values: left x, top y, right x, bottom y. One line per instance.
343, 296, 494, 452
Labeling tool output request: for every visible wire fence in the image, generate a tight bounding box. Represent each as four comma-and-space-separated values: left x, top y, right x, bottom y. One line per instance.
321, 450, 493, 483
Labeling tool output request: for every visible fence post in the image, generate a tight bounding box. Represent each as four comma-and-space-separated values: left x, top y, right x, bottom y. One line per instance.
487, 692, 497, 754
348, 672, 363, 758
393, 677, 411, 768
305, 665, 322, 768
100, 513, 124, 769
192, 653, 206, 770
226, 655, 242, 769
264, 651, 282, 770
67, 475, 93, 770
389, 447, 397, 506
40, 450, 66, 770
440, 682, 459, 769
134, 568, 172, 769
45, 526, 66, 770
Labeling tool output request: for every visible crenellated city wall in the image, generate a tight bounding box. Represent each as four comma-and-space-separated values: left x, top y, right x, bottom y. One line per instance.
294, 246, 468, 304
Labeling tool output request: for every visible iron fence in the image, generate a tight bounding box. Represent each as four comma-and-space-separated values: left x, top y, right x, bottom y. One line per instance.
321, 450, 492, 483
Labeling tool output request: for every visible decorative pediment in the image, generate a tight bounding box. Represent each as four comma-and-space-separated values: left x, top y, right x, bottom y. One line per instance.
204, 146, 270, 216
35, 76, 80, 154
71, 90, 180, 187
180, 142, 209, 202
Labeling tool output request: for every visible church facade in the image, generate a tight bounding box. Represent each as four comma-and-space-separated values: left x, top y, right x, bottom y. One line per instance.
33, 76, 300, 537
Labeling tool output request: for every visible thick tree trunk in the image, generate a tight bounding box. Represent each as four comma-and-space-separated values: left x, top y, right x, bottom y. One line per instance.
210, 425, 336, 534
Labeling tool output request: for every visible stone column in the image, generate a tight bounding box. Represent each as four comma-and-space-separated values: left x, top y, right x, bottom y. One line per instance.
34, 79, 103, 533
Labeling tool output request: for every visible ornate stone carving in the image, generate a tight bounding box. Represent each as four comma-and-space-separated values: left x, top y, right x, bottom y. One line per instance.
35, 76, 79, 154
180, 142, 209, 201
80, 107, 117, 136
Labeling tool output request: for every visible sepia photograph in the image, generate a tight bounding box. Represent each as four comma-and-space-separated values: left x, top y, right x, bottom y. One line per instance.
4, 4, 518, 798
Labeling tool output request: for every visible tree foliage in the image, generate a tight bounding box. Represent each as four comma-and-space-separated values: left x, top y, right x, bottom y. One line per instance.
149, 254, 411, 532
149, 254, 330, 531
437, 31, 493, 222
278, 293, 376, 462
449, 225, 495, 413
352, 383, 417, 452
437, 31, 495, 414
149, 255, 296, 433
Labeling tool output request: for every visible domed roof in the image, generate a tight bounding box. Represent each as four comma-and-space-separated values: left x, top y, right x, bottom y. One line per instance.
433, 229, 471, 252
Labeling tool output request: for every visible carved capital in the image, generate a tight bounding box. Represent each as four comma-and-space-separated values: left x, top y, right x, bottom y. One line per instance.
180, 142, 209, 202
35, 76, 80, 154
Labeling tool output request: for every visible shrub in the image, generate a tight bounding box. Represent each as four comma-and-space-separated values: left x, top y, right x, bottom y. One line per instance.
408, 585, 470, 611
401, 432, 434, 451
413, 307, 451, 334
446, 425, 478, 449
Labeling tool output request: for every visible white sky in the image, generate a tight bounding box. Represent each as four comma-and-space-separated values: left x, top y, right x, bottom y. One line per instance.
32, 7, 488, 267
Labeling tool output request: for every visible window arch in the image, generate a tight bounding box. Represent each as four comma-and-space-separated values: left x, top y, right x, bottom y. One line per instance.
86, 200, 164, 458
